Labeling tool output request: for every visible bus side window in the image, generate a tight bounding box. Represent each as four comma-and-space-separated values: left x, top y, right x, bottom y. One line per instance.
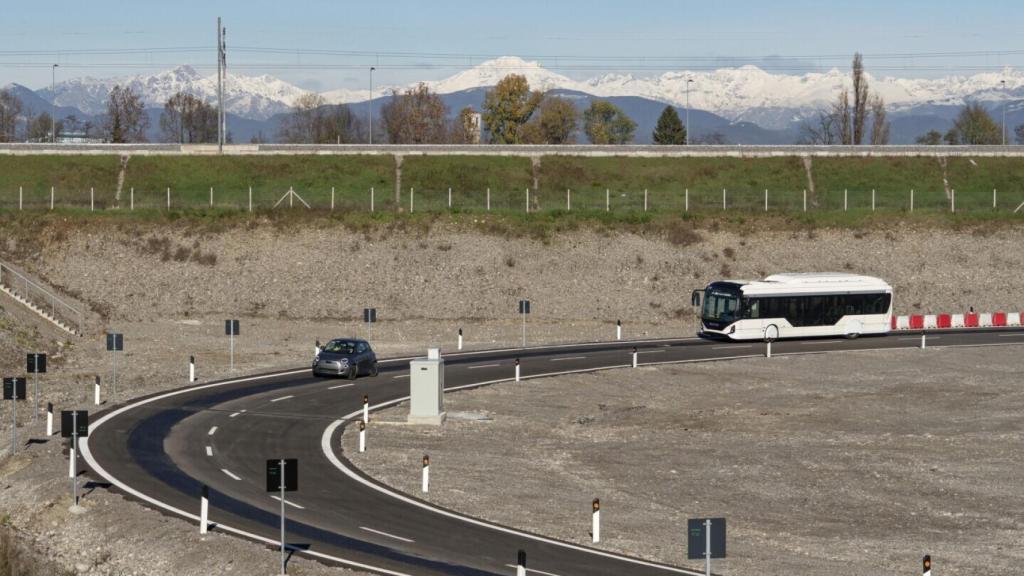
746, 299, 760, 319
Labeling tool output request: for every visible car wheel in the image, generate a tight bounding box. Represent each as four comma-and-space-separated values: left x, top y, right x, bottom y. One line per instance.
312, 369, 322, 378
347, 365, 358, 380
369, 362, 379, 377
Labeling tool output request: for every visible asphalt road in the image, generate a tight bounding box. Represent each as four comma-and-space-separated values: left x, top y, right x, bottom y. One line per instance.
81, 328, 1024, 575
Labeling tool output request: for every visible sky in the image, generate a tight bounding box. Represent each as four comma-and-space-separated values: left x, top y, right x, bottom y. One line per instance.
1, 0, 1022, 90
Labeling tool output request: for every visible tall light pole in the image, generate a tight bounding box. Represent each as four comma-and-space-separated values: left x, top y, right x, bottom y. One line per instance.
1000, 79, 1007, 146
51, 64, 59, 143
685, 78, 694, 145
369, 67, 376, 145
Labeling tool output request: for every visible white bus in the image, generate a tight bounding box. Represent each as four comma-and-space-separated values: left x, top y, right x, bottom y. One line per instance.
692, 273, 893, 341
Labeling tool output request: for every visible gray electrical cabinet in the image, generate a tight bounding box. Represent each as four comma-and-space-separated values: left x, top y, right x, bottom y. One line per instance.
408, 348, 446, 425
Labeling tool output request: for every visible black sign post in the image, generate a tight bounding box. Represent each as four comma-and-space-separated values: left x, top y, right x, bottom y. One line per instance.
61, 410, 89, 508
106, 333, 124, 401
3, 377, 27, 453
267, 458, 297, 575
363, 308, 376, 341
27, 353, 46, 423
518, 299, 530, 347
687, 517, 726, 576
225, 320, 239, 371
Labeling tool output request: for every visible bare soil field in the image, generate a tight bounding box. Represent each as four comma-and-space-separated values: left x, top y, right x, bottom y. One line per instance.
346, 346, 1024, 576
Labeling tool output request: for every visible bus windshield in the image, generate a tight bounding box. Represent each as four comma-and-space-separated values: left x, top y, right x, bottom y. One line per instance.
702, 289, 739, 321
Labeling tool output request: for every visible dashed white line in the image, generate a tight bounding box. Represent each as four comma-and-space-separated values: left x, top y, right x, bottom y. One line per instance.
899, 336, 940, 340
998, 333, 1024, 337
360, 526, 415, 543
392, 374, 409, 379
270, 395, 294, 403
712, 345, 751, 349
468, 364, 501, 369
228, 412, 240, 418
549, 356, 586, 362
221, 469, 241, 481
503, 564, 563, 576
207, 426, 218, 436
800, 340, 845, 345
637, 349, 666, 354
329, 383, 355, 390
205, 446, 213, 457
271, 495, 306, 509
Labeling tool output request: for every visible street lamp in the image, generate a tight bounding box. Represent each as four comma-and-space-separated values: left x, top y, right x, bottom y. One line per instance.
369, 66, 376, 145
51, 64, 59, 143
685, 78, 694, 145
999, 78, 1007, 145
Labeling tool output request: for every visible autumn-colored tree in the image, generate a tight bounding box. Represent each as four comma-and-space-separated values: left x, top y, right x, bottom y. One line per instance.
526, 96, 577, 144
160, 92, 218, 143
482, 74, 544, 144
583, 100, 636, 144
380, 83, 449, 144
450, 106, 481, 144
652, 106, 686, 144
104, 85, 149, 143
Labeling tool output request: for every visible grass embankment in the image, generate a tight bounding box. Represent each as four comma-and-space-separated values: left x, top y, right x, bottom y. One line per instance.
1, 154, 1022, 215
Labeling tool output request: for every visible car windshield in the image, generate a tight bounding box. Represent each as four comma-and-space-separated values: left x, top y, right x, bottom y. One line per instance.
702, 290, 740, 321
322, 340, 357, 354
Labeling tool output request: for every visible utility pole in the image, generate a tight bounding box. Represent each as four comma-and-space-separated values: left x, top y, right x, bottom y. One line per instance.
685, 78, 694, 145
217, 17, 225, 153
369, 67, 376, 145
1001, 79, 1007, 146
51, 64, 59, 143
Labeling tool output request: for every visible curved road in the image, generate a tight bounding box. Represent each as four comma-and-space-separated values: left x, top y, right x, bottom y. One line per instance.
81, 328, 1024, 575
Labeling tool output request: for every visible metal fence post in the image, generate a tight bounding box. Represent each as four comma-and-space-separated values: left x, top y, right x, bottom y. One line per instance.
803, 189, 807, 212
370, 187, 375, 212
130, 187, 134, 211
50, 186, 54, 210
844, 189, 848, 211
90, 187, 94, 211
486, 187, 490, 211
722, 188, 726, 210
685, 188, 689, 212
167, 187, 170, 210
331, 187, 335, 211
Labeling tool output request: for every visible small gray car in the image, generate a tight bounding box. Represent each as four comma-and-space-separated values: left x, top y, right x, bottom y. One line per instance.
312, 338, 379, 379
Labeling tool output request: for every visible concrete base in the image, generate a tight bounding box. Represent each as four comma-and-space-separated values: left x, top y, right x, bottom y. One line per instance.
68, 505, 87, 515
407, 412, 447, 426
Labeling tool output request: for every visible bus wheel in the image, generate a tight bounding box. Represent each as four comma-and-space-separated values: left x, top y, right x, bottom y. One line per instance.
845, 320, 862, 339
764, 324, 779, 341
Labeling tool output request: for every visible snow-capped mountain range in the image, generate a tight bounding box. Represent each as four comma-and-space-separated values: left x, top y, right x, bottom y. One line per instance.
19, 56, 1024, 129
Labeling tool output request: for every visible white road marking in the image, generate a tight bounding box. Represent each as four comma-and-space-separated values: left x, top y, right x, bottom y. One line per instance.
638, 349, 665, 354
229, 412, 240, 418
550, 356, 586, 362
329, 383, 355, 390
270, 395, 294, 403
392, 374, 409, 379
221, 469, 241, 481
360, 526, 415, 543
998, 333, 1024, 337
712, 345, 751, 349
468, 364, 501, 369
801, 340, 845, 345
504, 564, 564, 576
207, 426, 218, 436
205, 446, 213, 457
899, 336, 940, 340
271, 495, 305, 509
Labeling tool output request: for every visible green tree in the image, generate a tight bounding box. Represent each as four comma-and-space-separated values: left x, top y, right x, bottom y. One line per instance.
915, 130, 943, 145
652, 106, 686, 144
524, 96, 577, 144
583, 100, 636, 144
944, 103, 1001, 145
482, 74, 544, 144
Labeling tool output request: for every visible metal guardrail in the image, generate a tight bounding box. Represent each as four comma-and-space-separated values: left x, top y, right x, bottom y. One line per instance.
0, 261, 83, 335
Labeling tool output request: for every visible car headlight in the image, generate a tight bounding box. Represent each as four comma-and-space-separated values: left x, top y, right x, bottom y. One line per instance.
339, 358, 350, 365
313, 355, 320, 364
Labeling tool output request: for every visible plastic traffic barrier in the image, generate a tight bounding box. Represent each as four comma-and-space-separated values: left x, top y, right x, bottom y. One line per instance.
992, 312, 1007, 327
909, 315, 924, 330
965, 313, 979, 328
896, 315, 910, 330
891, 315, 897, 330
979, 313, 993, 327
1008, 312, 1022, 327
924, 315, 938, 329
937, 314, 952, 329
952, 314, 965, 328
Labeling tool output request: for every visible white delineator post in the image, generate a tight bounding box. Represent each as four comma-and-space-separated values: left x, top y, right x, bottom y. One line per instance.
616, 319, 622, 341
410, 187, 414, 213
921, 332, 927, 349
644, 189, 648, 212
200, 484, 210, 535
46, 403, 53, 436
722, 188, 726, 210
910, 189, 915, 212
50, 186, 54, 210
167, 187, 171, 210
516, 550, 526, 576
764, 188, 768, 211
90, 187, 94, 211
526, 188, 530, 213
922, 554, 932, 576
209, 187, 214, 207
951, 189, 956, 213
567, 189, 571, 211
766, 340, 772, 358
130, 187, 134, 211
422, 454, 430, 493
370, 187, 375, 212
94, 377, 101, 406
515, 358, 520, 382
606, 188, 610, 211
189, 355, 196, 383
685, 188, 689, 212
331, 187, 335, 211
803, 189, 807, 212
248, 186, 252, 212
844, 188, 848, 211
363, 395, 369, 424
448, 187, 452, 209
486, 187, 490, 211
592, 498, 600, 543
457, 328, 463, 351
872, 189, 876, 211
632, 347, 638, 368
358, 420, 366, 453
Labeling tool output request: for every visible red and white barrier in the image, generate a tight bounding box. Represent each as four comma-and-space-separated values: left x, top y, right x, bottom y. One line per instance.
978, 313, 993, 327
890, 309, 1022, 331
1008, 313, 1021, 327
923, 315, 938, 329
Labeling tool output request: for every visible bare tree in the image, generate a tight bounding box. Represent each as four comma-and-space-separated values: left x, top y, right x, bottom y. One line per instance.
869, 95, 890, 145
380, 83, 449, 144
0, 89, 23, 143
160, 92, 217, 143
834, 90, 851, 145
278, 93, 358, 144
798, 111, 838, 144
852, 53, 870, 145
104, 85, 150, 143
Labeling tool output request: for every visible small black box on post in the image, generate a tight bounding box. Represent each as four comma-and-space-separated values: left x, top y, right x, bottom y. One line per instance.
363, 308, 377, 323
27, 353, 47, 373
518, 300, 530, 314
60, 410, 89, 437
106, 333, 124, 351
266, 459, 298, 492
687, 517, 726, 560
225, 320, 240, 336
3, 377, 27, 400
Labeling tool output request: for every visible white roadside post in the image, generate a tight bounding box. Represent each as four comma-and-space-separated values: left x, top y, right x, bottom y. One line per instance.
592, 498, 601, 543
448, 187, 452, 209
457, 328, 463, 351
803, 189, 807, 212
370, 187, 375, 212
486, 188, 490, 211
94, 376, 101, 406
844, 188, 848, 211
130, 187, 134, 211
993, 188, 997, 210
18, 186, 22, 210
951, 189, 956, 213
632, 347, 638, 368
567, 189, 571, 211
516, 550, 527, 576
766, 339, 772, 358
358, 420, 366, 453
872, 189, 876, 211
167, 187, 170, 210
189, 355, 196, 383
209, 187, 213, 208
514, 358, 520, 382
410, 187, 414, 213
923, 554, 932, 576
644, 189, 648, 212
910, 189, 915, 212
921, 332, 927, 349
90, 187, 94, 211
616, 319, 622, 341
422, 454, 430, 493
685, 188, 689, 212
764, 188, 768, 212
200, 485, 210, 535
248, 186, 252, 212
46, 402, 53, 436
526, 188, 530, 213
722, 188, 726, 210
50, 186, 54, 210
606, 189, 610, 212
362, 394, 369, 424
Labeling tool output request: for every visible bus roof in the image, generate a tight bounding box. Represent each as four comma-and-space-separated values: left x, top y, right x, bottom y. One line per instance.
731, 273, 891, 296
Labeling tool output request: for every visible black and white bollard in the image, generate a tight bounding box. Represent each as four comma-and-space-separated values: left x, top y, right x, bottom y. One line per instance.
422, 454, 430, 493
616, 320, 622, 341
458, 328, 463, 351
189, 355, 196, 383
358, 420, 366, 453
921, 332, 927, 349
516, 550, 526, 576
94, 376, 101, 406
200, 484, 210, 535
46, 402, 53, 436
592, 498, 601, 543
766, 340, 772, 358
632, 347, 638, 368
68, 444, 75, 479
922, 554, 931, 576
515, 358, 520, 382
363, 395, 370, 424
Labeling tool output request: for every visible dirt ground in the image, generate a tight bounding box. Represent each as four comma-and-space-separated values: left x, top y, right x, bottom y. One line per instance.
2, 220, 1024, 574
346, 346, 1024, 576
